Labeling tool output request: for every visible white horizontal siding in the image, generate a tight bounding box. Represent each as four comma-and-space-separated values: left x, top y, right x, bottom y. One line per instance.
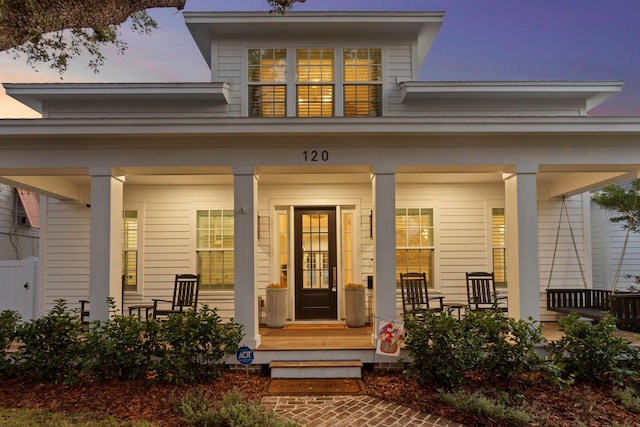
41, 181, 600, 323
43, 199, 90, 314
215, 43, 243, 116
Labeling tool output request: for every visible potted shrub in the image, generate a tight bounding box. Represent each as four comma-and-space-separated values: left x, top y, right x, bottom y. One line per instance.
344, 283, 366, 327
266, 282, 287, 328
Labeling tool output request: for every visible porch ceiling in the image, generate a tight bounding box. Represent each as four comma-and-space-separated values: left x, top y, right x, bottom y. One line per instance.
1, 164, 636, 202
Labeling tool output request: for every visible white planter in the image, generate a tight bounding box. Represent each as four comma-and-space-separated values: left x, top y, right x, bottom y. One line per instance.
345, 287, 366, 327
266, 287, 287, 328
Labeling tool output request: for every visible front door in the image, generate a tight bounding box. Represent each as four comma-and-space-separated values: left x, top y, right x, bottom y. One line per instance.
294, 207, 337, 320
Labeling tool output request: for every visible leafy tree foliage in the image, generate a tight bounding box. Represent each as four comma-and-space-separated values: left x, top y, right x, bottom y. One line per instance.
592, 178, 640, 233
0, 0, 306, 73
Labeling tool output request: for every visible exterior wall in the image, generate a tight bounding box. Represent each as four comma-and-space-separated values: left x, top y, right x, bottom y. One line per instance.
214, 43, 243, 116
385, 43, 413, 116
0, 184, 38, 260
591, 201, 640, 291
590, 200, 611, 289
538, 193, 591, 321
40, 198, 90, 314
256, 183, 373, 322
39, 181, 592, 322
125, 184, 236, 319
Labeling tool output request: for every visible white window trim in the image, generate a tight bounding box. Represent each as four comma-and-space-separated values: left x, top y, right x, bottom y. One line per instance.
122, 202, 144, 296
192, 203, 236, 294
485, 201, 506, 281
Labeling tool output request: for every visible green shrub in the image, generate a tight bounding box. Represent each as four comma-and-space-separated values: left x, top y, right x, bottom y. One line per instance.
0, 310, 21, 378
548, 313, 640, 385
153, 305, 244, 383
440, 389, 538, 426
466, 310, 546, 382
402, 310, 483, 390
13, 299, 85, 383
176, 389, 297, 427
82, 299, 162, 381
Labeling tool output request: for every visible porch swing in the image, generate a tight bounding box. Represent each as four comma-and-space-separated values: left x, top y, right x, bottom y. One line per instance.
545, 196, 611, 322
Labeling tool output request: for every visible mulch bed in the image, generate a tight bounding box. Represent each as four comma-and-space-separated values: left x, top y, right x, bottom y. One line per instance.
0, 369, 638, 426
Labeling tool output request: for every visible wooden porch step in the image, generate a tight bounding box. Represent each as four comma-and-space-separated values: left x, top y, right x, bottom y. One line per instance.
269, 360, 363, 379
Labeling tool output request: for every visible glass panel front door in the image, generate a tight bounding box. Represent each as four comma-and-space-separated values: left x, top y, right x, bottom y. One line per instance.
294, 207, 337, 320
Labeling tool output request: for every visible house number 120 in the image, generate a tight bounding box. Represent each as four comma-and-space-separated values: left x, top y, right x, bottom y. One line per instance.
303, 150, 329, 162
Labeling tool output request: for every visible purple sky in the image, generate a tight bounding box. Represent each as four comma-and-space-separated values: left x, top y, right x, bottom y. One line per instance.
1, 0, 639, 117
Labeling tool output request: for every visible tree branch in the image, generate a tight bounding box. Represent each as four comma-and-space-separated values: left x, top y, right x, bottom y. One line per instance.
0, 0, 186, 51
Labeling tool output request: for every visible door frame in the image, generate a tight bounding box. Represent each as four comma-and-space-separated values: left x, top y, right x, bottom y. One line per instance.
269, 200, 363, 323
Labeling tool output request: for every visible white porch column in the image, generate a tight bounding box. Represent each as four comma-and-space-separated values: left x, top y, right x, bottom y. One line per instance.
89, 168, 124, 321
504, 166, 540, 321
233, 168, 260, 349
372, 166, 397, 322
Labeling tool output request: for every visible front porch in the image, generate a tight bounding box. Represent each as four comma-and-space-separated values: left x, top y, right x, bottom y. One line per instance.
243, 321, 640, 366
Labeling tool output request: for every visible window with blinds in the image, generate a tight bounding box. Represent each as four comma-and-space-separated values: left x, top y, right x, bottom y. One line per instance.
296, 48, 335, 117
196, 210, 235, 290
343, 48, 382, 117
395, 208, 435, 288
122, 210, 138, 292
248, 49, 287, 117
492, 208, 507, 288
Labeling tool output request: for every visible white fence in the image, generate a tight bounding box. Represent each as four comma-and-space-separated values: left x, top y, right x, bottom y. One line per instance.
0, 257, 38, 321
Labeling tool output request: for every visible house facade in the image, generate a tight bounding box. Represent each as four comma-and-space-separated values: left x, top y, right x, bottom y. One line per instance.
1, 11, 640, 350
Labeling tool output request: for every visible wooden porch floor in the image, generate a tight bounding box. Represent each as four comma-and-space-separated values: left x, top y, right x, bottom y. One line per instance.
256, 321, 640, 351
258, 325, 375, 350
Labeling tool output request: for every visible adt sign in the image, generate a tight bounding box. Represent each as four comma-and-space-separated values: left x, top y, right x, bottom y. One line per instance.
236, 345, 254, 365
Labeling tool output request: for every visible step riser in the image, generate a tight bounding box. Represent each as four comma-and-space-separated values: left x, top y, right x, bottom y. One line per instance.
271, 366, 361, 379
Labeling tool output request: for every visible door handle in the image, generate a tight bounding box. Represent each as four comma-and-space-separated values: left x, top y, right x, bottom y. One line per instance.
332, 267, 337, 292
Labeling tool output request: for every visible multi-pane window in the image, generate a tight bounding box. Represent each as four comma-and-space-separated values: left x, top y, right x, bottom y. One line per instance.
343, 48, 382, 117
492, 208, 507, 288
196, 210, 234, 290
247, 46, 383, 117
396, 208, 435, 288
248, 49, 287, 117
122, 210, 138, 292
301, 214, 330, 288
296, 49, 334, 117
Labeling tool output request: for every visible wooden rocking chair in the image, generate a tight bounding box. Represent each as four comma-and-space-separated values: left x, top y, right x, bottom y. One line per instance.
465, 271, 507, 312
152, 274, 200, 319
400, 272, 444, 318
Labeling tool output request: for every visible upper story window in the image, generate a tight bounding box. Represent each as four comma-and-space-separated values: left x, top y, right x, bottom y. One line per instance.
296, 48, 334, 117
248, 49, 287, 117
343, 48, 382, 117
247, 47, 383, 117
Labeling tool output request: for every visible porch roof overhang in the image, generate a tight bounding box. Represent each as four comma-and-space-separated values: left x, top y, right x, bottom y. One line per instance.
2, 115, 640, 202
1, 115, 640, 137
399, 81, 623, 115
3, 82, 230, 115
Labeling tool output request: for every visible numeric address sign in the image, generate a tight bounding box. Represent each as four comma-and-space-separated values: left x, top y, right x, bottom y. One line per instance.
303, 150, 329, 162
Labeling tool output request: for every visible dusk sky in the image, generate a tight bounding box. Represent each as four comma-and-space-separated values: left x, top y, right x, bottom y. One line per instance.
1, 0, 639, 117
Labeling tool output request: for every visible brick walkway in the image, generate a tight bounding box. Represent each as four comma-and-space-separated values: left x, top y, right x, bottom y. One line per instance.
261, 395, 466, 427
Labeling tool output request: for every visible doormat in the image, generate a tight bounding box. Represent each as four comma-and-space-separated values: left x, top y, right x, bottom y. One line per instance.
284, 324, 347, 330
264, 378, 365, 395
